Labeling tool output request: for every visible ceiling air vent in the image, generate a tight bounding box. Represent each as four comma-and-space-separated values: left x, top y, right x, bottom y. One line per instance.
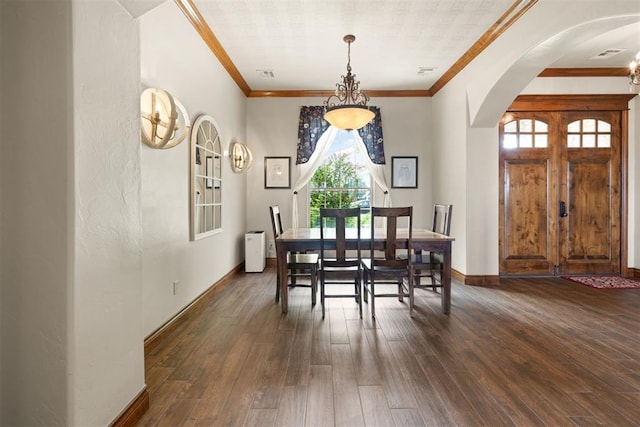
590, 48, 626, 60
417, 67, 436, 76
256, 69, 275, 78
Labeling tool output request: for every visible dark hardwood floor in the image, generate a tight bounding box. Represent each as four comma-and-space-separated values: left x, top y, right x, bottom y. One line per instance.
138, 267, 640, 426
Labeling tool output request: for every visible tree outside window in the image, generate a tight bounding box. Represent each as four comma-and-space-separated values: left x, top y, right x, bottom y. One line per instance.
309, 132, 371, 228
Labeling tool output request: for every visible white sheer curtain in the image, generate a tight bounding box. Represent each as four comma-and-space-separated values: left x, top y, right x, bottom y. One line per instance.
291, 127, 392, 228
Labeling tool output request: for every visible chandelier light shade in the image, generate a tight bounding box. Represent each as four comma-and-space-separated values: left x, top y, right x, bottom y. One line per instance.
630, 50, 640, 89
324, 34, 375, 131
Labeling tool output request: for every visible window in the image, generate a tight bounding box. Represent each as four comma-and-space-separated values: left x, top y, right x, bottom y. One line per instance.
503, 118, 548, 149
567, 119, 611, 148
308, 131, 371, 228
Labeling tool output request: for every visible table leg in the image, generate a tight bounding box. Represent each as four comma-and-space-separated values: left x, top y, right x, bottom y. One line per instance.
276, 241, 288, 313
442, 243, 451, 315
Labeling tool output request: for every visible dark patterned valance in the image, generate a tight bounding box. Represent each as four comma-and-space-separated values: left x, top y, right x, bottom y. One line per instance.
296, 106, 330, 164
357, 106, 385, 165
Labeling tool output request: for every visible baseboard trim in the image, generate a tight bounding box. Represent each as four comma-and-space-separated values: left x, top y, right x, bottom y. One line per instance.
110, 387, 149, 427
629, 268, 640, 278
144, 263, 243, 356
454, 269, 500, 286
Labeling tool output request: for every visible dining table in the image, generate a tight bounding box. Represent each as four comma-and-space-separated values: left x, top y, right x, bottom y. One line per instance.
275, 227, 454, 314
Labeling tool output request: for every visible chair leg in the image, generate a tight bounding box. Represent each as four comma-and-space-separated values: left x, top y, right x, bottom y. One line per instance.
398, 279, 404, 302
370, 278, 376, 319
362, 270, 368, 303
311, 267, 317, 306
275, 273, 281, 303
430, 264, 437, 292
357, 277, 363, 319
409, 276, 415, 311
321, 273, 326, 319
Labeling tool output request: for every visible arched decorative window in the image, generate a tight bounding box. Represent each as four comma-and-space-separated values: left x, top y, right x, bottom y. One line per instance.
567, 118, 611, 148
190, 115, 223, 240
502, 118, 548, 149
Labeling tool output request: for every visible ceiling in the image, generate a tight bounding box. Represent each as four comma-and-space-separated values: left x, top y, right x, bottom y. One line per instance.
129, 0, 640, 94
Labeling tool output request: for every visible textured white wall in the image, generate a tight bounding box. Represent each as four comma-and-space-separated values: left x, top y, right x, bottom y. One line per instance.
1, 1, 71, 424
245, 97, 433, 254
71, 1, 145, 425
140, 1, 248, 337
429, 83, 469, 274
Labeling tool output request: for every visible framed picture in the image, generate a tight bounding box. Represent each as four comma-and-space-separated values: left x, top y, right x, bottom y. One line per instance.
391, 156, 418, 188
205, 155, 213, 189
264, 156, 291, 189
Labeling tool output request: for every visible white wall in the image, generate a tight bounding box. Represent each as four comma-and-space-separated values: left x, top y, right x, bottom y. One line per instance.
1, 1, 71, 423
430, 83, 470, 274
140, 1, 248, 337
246, 97, 432, 254
71, 1, 145, 424
1, 0, 145, 424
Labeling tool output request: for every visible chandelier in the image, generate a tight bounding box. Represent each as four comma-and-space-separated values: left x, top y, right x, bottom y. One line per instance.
630, 50, 640, 89
324, 35, 375, 131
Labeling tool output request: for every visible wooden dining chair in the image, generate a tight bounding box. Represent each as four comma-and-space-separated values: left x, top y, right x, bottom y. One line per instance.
362, 206, 413, 318
319, 207, 362, 319
411, 204, 452, 293
269, 206, 319, 305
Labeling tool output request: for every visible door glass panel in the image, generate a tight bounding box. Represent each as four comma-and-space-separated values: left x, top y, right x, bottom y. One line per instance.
598, 120, 611, 132
519, 134, 533, 148
568, 120, 581, 132
504, 121, 517, 132
519, 119, 532, 132
567, 134, 580, 148
583, 119, 596, 132
534, 120, 548, 132
503, 134, 517, 149
534, 134, 548, 148
598, 134, 611, 148
582, 134, 596, 147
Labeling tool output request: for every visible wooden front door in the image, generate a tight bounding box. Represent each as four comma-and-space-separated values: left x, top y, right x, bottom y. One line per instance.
559, 111, 621, 274
499, 95, 630, 276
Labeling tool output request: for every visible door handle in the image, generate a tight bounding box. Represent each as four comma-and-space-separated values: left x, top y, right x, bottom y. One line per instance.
559, 201, 569, 218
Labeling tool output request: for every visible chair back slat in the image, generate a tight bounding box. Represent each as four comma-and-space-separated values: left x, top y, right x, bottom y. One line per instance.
269, 205, 284, 238
370, 206, 413, 266
320, 207, 361, 265
433, 204, 453, 236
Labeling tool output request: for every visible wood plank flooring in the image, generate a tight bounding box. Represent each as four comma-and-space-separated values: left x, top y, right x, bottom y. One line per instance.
138, 269, 640, 426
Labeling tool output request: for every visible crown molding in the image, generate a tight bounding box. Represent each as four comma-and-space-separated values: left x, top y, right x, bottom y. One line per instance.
174, 0, 251, 96
538, 67, 630, 77
247, 89, 432, 98
428, 0, 538, 96
174, 0, 631, 100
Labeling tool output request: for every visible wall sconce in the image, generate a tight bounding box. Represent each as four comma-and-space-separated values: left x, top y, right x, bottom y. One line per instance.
229, 141, 253, 173
629, 50, 640, 90
140, 88, 190, 149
